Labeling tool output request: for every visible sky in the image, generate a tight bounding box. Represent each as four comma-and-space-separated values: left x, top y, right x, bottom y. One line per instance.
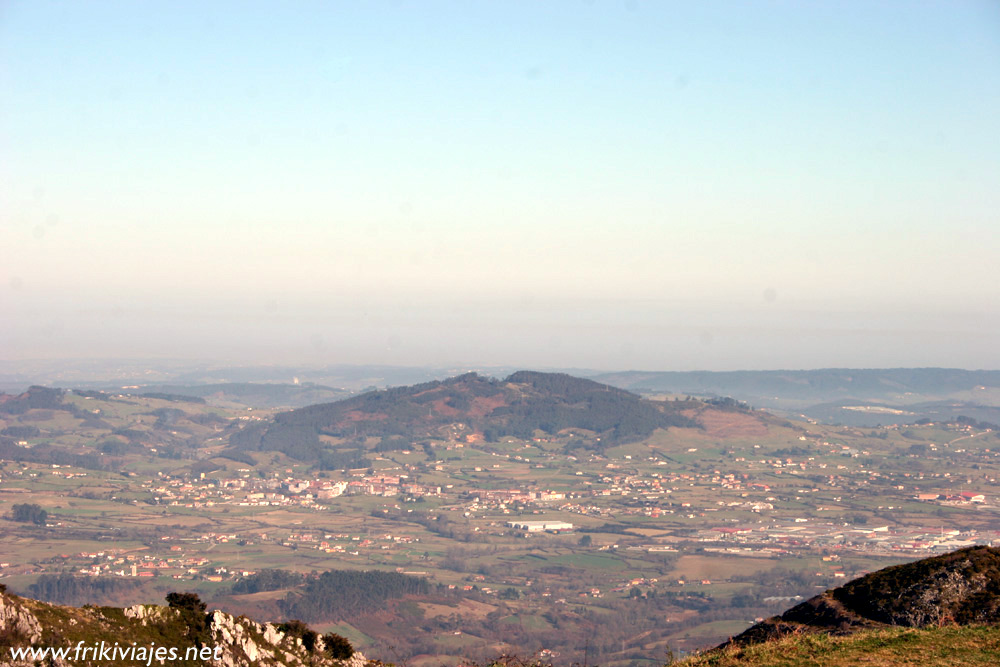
2, 1, 999, 372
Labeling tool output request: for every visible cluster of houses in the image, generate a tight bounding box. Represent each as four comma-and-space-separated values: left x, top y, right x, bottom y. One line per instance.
342, 475, 441, 497
68, 549, 214, 579
468, 488, 566, 505
142, 471, 443, 509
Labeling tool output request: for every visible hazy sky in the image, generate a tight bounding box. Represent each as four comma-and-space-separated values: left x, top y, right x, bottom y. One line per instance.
3, 1, 999, 371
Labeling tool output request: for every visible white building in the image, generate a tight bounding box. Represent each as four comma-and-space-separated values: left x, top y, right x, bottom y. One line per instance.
506, 520, 574, 532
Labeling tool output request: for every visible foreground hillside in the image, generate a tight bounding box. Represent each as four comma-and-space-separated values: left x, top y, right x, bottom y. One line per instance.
0, 588, 363, 667
679, 624, 1000, 666
4, 548, 1000, 666
679, 546, 1000, 665
723, 546, 1000, 648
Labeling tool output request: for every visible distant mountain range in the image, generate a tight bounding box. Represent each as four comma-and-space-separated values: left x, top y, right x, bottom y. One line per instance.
594, 368, 1000, 403
121, 368, 1000, 426
594, 368, 1000, 427
3, 363, 998, 427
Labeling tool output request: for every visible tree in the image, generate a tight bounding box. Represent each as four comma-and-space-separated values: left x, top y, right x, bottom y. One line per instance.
11, 503, 47, 525
499, 587, 520, 600
166, 592, 206, 614
166, 592, 210, 646
578, 534, 593, 547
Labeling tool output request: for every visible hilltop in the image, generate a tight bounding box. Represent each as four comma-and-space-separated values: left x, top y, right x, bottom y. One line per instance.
224, 371, 718, 464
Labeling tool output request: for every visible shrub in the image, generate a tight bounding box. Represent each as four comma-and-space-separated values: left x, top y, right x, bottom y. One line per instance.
324, 632, 354, 660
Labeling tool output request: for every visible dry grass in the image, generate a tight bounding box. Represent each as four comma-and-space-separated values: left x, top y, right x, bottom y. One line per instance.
418, 598, 497, 620
671, 555, 778, 580
692, 409, 771, 438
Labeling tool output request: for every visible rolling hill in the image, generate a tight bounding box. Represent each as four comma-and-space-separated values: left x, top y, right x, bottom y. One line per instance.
132, 383, 350, 409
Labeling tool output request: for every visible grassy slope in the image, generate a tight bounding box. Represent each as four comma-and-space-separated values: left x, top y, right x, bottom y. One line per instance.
677, 625, 1000, 667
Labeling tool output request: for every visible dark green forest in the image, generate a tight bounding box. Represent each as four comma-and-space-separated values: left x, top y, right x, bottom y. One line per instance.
278, 570, 431, 621
27, 574, 143, 606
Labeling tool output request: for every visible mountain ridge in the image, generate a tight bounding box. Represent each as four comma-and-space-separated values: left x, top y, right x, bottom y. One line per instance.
596, 367, 1000, 401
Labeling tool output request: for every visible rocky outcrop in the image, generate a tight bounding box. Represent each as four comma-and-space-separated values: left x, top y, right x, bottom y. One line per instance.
123, 603, 170, 624
0, 593, 43, 645
0, 591, 365, 667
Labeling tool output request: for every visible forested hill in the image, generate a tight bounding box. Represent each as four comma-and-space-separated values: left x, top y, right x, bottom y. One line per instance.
226, 371, 702, 463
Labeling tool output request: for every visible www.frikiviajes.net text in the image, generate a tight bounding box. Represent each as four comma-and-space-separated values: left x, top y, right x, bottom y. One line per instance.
8, 641, 222, 665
